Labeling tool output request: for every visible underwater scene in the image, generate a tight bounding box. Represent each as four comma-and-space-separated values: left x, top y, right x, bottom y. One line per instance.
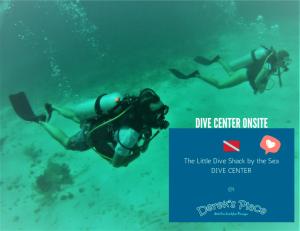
0, 1, 299, 230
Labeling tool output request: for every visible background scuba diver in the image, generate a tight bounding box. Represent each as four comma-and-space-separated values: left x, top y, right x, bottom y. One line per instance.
169, 46, 291, 94
9, 89, 169, 168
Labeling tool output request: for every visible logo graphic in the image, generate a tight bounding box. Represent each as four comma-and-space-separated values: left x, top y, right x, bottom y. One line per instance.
223, 140, 240, 152
260, 135, 281, 154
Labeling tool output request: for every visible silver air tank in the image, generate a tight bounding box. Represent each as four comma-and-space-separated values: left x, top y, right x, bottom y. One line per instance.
229, 47, 268, 71
74, 92, 123, 120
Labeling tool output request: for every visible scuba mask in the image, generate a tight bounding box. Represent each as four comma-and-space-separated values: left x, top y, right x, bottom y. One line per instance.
147, 103, 169, 129
263, 46, 290, 88
274, 53, 291, 87
138, 88, 169, 129
281, 57, 291, 71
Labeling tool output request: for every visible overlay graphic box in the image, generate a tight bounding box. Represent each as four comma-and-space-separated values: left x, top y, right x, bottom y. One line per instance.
169, 129, 294, 222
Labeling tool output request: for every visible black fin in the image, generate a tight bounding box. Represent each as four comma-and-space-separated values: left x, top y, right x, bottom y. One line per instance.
44, 103, 53, 122
9, 92, 46, 122
169, 69, 199, 79
194, 55, 220, 65
188, 70, 200, 78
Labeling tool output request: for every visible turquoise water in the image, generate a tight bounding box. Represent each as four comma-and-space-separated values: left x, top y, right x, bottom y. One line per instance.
0, 1, 299, 230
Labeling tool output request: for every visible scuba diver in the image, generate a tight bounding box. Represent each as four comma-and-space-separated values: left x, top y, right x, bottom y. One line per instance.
169, 46, 290, 94
9, 89, 169, 168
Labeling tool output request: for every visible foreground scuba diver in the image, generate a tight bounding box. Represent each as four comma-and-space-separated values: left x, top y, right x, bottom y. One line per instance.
9, 89, 169, 168
169, 46, 291, 94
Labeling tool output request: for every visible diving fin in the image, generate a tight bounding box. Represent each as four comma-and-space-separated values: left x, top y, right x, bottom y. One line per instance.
44, 103, 53, 122
9, 92, 46, 122
169, 69, 199, 79
194, 55, 220, 65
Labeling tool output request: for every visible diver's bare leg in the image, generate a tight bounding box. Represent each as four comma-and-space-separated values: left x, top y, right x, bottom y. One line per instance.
218, 58, 234, 76
198, 68, 248, 89
39, 122, 70, 148
52, 105, 80, 123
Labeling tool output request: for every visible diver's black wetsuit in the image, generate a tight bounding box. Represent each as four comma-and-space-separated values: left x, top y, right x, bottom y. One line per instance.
246, 58, 265, 91
87, 106, 144, 159
246, 49, 274, 92
67, 89, 169, 161
67, 96, 143, 155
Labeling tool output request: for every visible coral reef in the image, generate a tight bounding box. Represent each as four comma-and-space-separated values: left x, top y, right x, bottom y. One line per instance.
35, 160, 73, 197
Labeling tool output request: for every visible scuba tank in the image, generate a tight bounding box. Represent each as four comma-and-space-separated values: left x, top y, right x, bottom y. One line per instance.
74, 92, 123, 120
86, 88, 170, 162
229, 47, 269, 71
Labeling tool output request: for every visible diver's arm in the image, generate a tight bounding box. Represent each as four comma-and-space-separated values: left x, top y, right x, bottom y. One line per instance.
111, 127, 140, 168
121, 149, 141, 167
111, 146, 140, 168
111, 154, 131, 168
